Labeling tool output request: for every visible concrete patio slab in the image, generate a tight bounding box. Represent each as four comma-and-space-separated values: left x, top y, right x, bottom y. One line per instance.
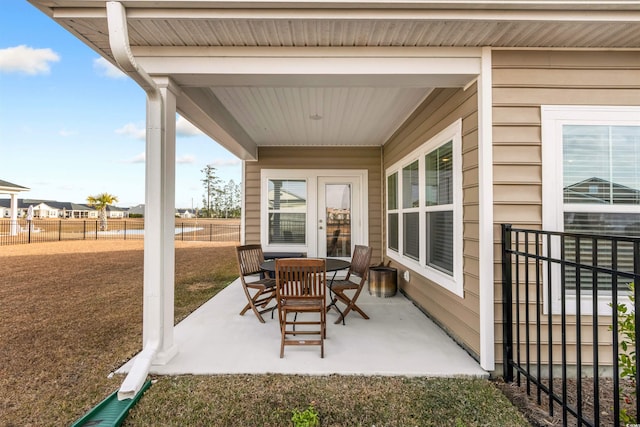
119, 278, 487, 378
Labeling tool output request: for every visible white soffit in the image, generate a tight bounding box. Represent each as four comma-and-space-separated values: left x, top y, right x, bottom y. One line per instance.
137, 48, 478, 148
210, 86, 433, 146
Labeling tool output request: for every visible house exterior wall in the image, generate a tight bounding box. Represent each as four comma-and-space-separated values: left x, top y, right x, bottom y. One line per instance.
244, 146, 383, 263
492, 50, 640, 371
382, 86, 482, 358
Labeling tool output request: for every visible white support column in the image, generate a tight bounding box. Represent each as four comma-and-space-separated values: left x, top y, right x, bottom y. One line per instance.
478, 46, 495, 371
143, 76, 179, 365
9, 193, 18, 235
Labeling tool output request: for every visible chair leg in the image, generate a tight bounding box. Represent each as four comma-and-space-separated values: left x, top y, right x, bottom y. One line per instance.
280, 310, 286, 358
326, 290, 347, 325
332, 289, 369, 324
240, 288, 276, 323
279, 308, 325, 358
239, 295, 265, 323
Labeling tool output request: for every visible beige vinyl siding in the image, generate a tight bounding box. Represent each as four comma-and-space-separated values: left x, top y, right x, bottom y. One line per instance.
492, 50, 640, 371
243, 146, 383, 262
383, 86, 481, 358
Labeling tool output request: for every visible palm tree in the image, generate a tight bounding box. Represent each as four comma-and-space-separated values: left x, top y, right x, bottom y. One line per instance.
87, 193, 119, 231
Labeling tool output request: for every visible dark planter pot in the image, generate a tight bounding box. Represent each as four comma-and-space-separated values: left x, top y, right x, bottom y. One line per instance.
368, 266, 397, 298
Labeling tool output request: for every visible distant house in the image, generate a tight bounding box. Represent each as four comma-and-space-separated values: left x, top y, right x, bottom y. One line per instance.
105, 205, 128, 219
564, 177, 640, 205
128, 204, 145, 217
57, 202, 99, 219
176, 208, 196, 219
29, 201, 60, 219
0, 198, 104, 219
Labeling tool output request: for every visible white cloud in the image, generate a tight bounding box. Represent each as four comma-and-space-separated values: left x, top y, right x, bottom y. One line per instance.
176, 116, 203, 137
123, 152, 146, 164
177, 155, 196, 164
59, 129, 78, 137
0, 45, 60, 75
93, 57, 127, 79
116, 123, 146, 140
208, 158, 241, 167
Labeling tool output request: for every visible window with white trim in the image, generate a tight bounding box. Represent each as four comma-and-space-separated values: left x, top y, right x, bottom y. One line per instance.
542, 106, 640, 314
386, 120, 463, 297
267, 179, 307, 245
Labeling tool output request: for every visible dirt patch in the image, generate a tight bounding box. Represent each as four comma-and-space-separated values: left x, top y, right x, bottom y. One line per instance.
0, 239, 233, 257
495, 376, 636, 426
186, 282, 217, 291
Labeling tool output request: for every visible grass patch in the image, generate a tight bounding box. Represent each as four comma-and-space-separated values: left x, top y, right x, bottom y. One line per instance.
125, 375, 528, 427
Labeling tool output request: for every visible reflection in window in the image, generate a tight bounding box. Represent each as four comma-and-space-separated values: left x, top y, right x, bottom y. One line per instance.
403, 212, 419, 261
402, 161, 419, 208
268, 180, 306, 244
563, 125, 640, 205
387, 173, 399, 252
562, 124, 640, 292
388, 173, 398, 210
388, 213, 398, 251
425, 141, 453, 206
427, 211, 453, 274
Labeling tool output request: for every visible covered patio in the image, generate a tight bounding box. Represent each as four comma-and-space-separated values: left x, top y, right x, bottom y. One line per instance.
29, 0, 640, 400
118, 277, 486, 378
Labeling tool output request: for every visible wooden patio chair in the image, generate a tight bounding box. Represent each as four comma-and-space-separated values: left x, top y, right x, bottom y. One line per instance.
327, 245, 373, 324
235, 244, 277, 323
275, 258, 327, 358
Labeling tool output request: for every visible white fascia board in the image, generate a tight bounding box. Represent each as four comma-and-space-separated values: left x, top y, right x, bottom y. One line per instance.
177, 87, 258, 161
136, 53, 481, 88
167, 73, 478, 88
135, 47, 482, 87
137, 56, 481, 75
120, 7, 640, 23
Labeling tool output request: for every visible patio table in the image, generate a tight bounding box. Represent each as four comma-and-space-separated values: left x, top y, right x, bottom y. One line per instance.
260, 258, 351, 323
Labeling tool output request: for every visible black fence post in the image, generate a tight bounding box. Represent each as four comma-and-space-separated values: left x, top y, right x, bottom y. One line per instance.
58, 220, 62, 241
635, 240, 640, 422
502, 223, 514, 382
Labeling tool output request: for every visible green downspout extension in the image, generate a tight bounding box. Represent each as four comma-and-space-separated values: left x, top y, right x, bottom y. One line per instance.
71, 380, 151, 427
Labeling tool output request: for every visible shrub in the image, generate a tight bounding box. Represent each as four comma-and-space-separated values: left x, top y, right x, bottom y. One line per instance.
291, 404, 320, 427
611, 282, 636, 424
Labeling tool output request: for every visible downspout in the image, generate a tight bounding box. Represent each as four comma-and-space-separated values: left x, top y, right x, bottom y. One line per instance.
106, 1, 162, 401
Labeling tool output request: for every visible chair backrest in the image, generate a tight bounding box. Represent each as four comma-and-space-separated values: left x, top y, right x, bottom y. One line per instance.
346, 245, 373, 281
235, 244, 266, 276
276, 258, 326, 298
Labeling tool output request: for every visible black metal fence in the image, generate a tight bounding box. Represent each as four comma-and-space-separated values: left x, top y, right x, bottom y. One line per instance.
0, 219, 240, 246
502, 224, 640, 426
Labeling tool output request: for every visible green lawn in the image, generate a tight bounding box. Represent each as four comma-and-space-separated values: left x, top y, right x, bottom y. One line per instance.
125, 375, 529, 427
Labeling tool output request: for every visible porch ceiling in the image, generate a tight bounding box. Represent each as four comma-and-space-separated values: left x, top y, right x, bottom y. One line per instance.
29, 0, 640, 159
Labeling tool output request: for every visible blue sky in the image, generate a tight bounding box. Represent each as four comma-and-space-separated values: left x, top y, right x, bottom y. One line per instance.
0, 0, 241, 209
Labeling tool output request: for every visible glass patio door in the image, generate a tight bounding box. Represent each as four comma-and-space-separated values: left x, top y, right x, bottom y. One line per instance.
317, 177, 360, 259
